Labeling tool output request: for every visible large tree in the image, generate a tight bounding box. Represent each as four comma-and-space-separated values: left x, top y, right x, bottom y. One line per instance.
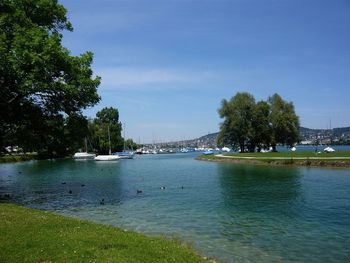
218, 92, 255, 153
250, 100, 271, 152
90, 107, 123, 154
0, 0, 100, 154
268, 94, 300, 151
218, 92, 300, 152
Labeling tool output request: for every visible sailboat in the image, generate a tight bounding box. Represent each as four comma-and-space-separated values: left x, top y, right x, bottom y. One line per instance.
113, 123, 134, 159
73, 138, 96, 160
95, 124, 120, 161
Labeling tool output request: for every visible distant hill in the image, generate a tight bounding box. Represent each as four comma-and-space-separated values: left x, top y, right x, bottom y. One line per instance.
196, 132, 219, 141
151, 126, 350, 147
299, 126, 350, 139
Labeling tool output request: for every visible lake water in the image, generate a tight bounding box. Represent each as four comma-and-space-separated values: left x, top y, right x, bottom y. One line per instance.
1, 152, 350, 262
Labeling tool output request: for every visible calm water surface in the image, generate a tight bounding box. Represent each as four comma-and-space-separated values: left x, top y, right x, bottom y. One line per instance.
1, 153, 350, 263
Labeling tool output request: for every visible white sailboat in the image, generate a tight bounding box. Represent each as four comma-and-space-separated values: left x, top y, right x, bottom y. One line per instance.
73, 138, 96, 159
95, 124, 120, 161
94, 155, 120, 161
324, 146, 335, 153
113, 123, 134, 159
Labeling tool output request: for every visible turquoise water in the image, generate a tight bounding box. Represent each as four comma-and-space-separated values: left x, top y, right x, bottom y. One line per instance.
1, 153, 350, 262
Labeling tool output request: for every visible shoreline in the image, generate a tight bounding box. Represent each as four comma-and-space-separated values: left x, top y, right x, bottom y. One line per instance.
196, 155, 350, 168
0, 154, 39, 163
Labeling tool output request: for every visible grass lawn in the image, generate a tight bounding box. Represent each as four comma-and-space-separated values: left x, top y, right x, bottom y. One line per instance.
0, 203, 207, 263
223, 151, 350, 159
198, 151, 350, 168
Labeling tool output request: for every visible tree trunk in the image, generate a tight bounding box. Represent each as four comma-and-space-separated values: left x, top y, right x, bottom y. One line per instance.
272, 144, 277, 152
239, 143, 245, 153
249, 143, 256, 152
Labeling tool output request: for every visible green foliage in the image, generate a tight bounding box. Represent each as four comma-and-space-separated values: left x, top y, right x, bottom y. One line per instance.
218, 92, 255, 152
89, 107, 123, 154
251, 101, 271, 152
0, 153, 38, 163
218, 92, 300, 152
0, 0, 100, 155
268, 94, 300, 150
124, 138, 138, 150
0, 204, 205, 263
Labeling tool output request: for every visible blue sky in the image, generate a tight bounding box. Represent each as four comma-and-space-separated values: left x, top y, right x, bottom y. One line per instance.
60, 0, 350, 143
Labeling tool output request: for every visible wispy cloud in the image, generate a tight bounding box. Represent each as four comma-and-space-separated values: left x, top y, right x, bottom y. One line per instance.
95, 67, 215, 89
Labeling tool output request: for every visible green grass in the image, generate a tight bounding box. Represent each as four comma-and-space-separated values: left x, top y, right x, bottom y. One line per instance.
0, 153, 38, 163
0, 203, 207, 263
198, 151, 350, 168
224, 151, 350, 159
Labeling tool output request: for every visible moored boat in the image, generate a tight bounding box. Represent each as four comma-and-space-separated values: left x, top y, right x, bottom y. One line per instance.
73, 152, 96, 159
73, 138, 96, 160
324, 146, 335, 153
113, 151, 134, 159
94, 155, 120, 161
94, 124, 120, 161
203, 149, 214, 155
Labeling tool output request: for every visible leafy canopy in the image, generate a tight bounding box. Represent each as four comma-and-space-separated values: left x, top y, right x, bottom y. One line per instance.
218, 92, 300, 152
0, 0, 100, 155
89, 107, 123, 154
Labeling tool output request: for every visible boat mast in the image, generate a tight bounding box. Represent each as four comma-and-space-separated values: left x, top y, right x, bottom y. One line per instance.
108, 123, 111, 155
123, 122, 126, 151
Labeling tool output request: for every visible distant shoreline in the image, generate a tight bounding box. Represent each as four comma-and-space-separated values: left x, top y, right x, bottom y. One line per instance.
196, 153, 350, 168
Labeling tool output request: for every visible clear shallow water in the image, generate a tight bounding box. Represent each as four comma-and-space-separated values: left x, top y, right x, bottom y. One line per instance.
1, 153, 350, 263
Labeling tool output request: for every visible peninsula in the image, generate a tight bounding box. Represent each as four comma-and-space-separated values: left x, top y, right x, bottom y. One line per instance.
197, 151, 350, 168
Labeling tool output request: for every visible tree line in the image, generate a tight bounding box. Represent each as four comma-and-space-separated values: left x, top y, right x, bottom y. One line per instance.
218, 92, 300, 153
87, 107, 138, 154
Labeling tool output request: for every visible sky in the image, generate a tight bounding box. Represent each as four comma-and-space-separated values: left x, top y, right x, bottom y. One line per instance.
60, 0, 350, 143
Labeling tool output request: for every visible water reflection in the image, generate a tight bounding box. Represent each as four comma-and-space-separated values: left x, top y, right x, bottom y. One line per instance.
217, 164, 305, 261
218, 164, 303, 215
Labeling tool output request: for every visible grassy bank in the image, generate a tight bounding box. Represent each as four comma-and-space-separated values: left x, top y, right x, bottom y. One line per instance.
0, 153, 38, 163
0, 203, 208, 263
198, 151, 350, 168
